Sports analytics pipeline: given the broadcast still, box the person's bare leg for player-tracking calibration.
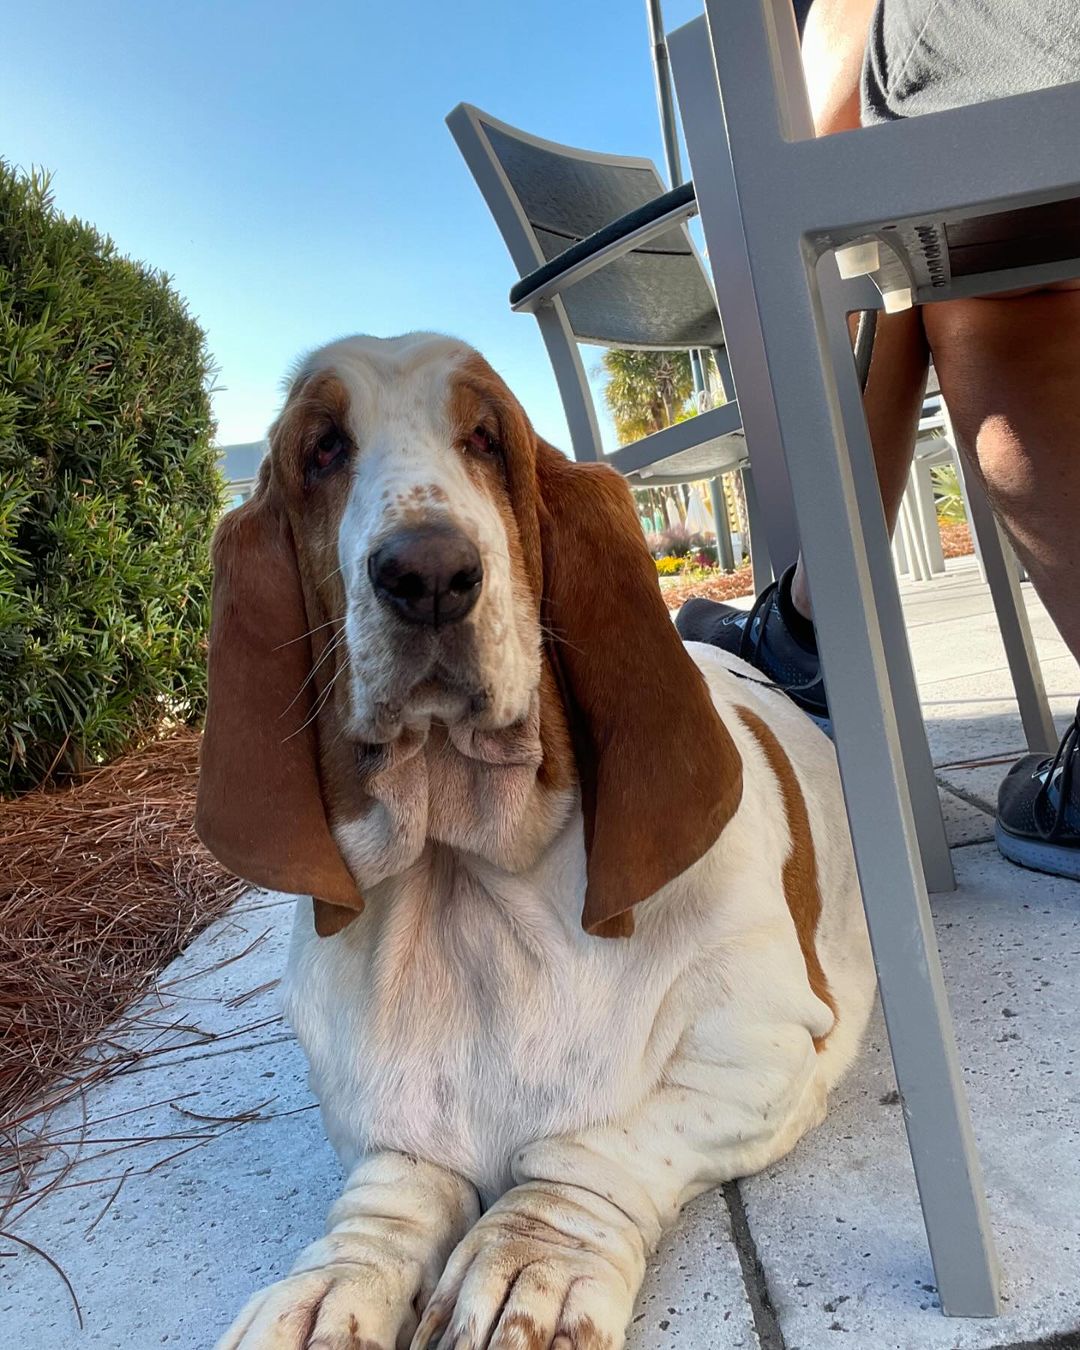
[789,306,929,617]
[923,288,1080,658]
[788,0,930,619]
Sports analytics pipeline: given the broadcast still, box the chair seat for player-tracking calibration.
[603,402,746,483]
[447,101,772,584]
[619,434,747,486]
[829,190,1080,308]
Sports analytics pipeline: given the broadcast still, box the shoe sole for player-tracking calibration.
[994,821,1080,881]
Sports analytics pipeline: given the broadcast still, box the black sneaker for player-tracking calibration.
[675,564,831,731]
[996,701,1080,881]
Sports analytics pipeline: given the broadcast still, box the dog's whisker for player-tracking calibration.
[279,630,348,719]
[318,562,347,587]
[538,623,583,655]
[283,662,345,742]
[273,616,344,650]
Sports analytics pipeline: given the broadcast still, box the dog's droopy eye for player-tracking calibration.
[313,428,349,475]
[467,425,501,458]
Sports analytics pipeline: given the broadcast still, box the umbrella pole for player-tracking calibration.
[646,0,684,188]
[710,477,735,573]
[646,0,708,398]
[648,0,708,387]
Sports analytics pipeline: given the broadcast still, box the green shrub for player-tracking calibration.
[0,163,223,794]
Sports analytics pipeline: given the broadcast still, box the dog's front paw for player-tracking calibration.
[411,1184,644,1350]
[216,1234,422,1350]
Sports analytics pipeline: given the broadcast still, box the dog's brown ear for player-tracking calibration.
[535,442,742,938]
[195,470,364,934]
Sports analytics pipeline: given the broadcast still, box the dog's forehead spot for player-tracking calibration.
[394,484,448,508]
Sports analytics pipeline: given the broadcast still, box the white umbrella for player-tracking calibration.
[684,488,712,537]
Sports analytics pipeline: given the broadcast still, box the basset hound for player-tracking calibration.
[196,333,876,1350]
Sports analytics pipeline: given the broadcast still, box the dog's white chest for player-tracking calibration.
[283,852,688,1201]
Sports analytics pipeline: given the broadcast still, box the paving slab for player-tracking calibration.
[91,891,297,1074]
[898,560,1079,771]
[0,1037,337,1349]
[938,783,995,849]
[915,663,1077,771]
[738,844,1080,1350]
[906,621,1072,688]
[901,558,1063,642]
[1,895,759,1350]
[632,1190,761,1350]
[4,554,1078,1350]
[938,762,1017,818]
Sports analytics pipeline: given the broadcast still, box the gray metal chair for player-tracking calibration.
[448,98,959,909]
[671,0,1080,1316]
[446,103,781,589]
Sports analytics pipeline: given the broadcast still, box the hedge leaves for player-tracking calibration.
[0,163,223,793]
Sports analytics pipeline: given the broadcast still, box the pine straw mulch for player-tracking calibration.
[661,522,975,611]
[0,729,245,1154]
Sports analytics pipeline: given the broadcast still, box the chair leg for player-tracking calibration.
[675,21,997,1309]
[819,273,955,896]
[911,459,946,574]
[710,476,736,571]
[904,489,935,581]
[535,304,604,463]
[808,252,997,1314]
[894,519,911,576]
[735,235,997,1312]
[950,424,1057,753]
[899,492,927,581]
[671,34,801,580]
[741,464,774,592]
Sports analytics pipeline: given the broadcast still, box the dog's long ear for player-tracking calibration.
[195,468,363,936]
[535,442,743,938]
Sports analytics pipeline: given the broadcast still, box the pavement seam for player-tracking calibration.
[948,836,997,853]
[723,1182,786,1350]
[935,774,997,817]
[994,1333,1080,1350]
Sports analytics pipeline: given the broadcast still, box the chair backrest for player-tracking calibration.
[447,103,724,352]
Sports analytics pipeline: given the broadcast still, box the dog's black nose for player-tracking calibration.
[367,525,483,627]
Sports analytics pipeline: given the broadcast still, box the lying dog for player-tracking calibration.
[196,333,875,1350]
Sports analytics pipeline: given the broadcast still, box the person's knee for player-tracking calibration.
[925,289,1080,509]
[925,289,1080,436]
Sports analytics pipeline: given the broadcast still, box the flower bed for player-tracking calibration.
[660,522,975,611]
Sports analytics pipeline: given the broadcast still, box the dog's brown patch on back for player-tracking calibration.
[735,706,836,1046]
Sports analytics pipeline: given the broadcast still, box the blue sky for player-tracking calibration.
[3,0,703,452]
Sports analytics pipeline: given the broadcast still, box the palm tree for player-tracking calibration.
[599,349,694,444]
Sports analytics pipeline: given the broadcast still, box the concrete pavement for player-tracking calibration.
[3,558,1078,1350]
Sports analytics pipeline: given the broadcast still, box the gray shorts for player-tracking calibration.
[861,0,1080,124]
